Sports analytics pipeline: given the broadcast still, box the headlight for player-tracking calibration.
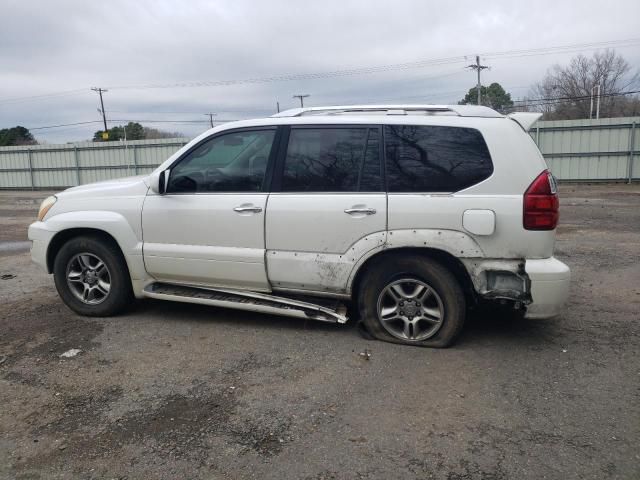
[37,196,57,221]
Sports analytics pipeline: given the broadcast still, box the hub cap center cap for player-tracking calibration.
[404,302,418,317]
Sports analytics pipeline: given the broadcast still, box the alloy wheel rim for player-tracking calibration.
[66,253,111,305]
[376,278,444,341]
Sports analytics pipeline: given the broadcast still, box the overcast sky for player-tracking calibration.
[1,0,639,143]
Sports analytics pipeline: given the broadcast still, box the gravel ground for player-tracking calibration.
[0,185,638,480]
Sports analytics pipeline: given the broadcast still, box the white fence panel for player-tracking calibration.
[0,138,189,189]
[531,116,639,181]
[1,118,639,189]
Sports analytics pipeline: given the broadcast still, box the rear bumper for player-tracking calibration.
[524,257,571,319]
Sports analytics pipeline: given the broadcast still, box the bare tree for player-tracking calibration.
[529,49,639,119]
[142,126,185,139]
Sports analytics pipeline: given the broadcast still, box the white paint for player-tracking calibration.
[507,112,543,131]
[142,192,270,290]
[265,193,386,292]
[525,257,571,318]
[28,106,570,319]
[462,209,495,236]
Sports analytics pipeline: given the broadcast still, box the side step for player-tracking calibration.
[143,282,348,324]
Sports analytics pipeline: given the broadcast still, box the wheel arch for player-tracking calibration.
[350,247,478,307]
[47,228,126,274]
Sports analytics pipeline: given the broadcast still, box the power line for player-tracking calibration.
[29,120,103,131]
[26,118,238,131]
[509,92,640,113]
[104,108,273,114]
[104,38,640,91]
[111,118,238,123]
[481,38,640,60]
[22,90,640,132]
[0,88,90,105]
[33,124,107,136]
[3,37,638,108]
[512,89,640,105]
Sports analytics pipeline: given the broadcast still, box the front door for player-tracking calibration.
[265,125,387,293]
[142,127,277,291]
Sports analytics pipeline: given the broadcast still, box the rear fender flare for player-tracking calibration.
[346,229,485,293]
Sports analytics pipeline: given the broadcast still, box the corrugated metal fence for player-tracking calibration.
[530,116,638,182]
[0,138,189,189]
[0,117,638,188]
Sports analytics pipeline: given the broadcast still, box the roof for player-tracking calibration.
[272,104,504,118]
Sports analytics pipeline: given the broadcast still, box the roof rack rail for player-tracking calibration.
[272,104,503,118]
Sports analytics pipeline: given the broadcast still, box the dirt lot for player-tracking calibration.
[0,185,638,480]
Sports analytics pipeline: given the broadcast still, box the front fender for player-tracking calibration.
[44,210,142,256]
[33,211,147,282]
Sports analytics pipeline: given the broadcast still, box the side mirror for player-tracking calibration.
[149,169,170,194]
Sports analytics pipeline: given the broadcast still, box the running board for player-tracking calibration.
[143,282,348,324]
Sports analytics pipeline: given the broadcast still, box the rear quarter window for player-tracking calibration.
[384,125,493,192]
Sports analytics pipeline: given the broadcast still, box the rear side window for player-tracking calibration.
[384,125,493,192]
[281,127,382,192]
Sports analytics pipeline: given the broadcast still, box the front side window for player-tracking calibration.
[281,127,382,192]
[384,125,493,192]
[168,129,275,193]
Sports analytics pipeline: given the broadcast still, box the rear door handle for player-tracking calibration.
[344,207,376,215]
[233,205,263,213]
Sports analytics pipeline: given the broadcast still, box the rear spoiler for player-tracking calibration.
[507,112,543,131]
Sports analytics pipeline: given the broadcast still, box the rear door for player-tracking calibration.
[265,125,386,293]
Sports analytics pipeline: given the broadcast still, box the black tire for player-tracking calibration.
[357,255,466,348]
[53,235,133,316]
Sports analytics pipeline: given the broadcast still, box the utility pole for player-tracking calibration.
[276,101,280,113]
[204,113,216,128]
[590,84,601,119]
[293,94,310,108]
[91,87,109,135]
[123,123,129,175]
[467,56,489,105]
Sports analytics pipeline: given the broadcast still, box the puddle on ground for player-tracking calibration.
[0,240,31,253]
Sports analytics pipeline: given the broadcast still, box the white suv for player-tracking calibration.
[28,105,570,347]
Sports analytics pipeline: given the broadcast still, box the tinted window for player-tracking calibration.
[384,125,493,192]
[168,129,275,193]
[281,127,382,192]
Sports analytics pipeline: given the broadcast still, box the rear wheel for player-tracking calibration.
[358,256,466,347]
[53,236,132,316]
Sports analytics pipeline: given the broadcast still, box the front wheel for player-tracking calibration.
[358,256,466,347]
[53,236,133,316]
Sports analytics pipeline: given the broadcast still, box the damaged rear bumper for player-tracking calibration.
[523,257,571,319]
[461,257,570,319]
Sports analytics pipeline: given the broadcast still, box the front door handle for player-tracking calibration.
[344,207,376,215]
[233,205,263,213]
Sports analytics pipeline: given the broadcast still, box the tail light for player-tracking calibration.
[523,170,559,230]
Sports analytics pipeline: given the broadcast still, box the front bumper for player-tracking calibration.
[524,257,571,319]
[28,221,57,272]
